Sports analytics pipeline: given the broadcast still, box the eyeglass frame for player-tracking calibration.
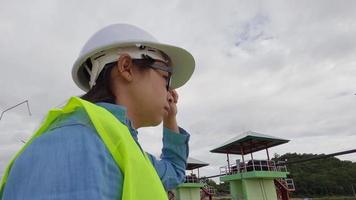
[104,56,173,91]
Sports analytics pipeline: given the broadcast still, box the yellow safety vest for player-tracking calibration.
[0,97,168,200]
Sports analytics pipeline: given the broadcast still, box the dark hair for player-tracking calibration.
[80,58,154,104]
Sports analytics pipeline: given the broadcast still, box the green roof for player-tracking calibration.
[210,131,289,155]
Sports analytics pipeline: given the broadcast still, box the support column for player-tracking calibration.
[227,153,230,174]
[266,148,270,171]
[240,147,246,172]
[251,152,255,171]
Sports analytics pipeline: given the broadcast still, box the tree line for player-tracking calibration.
[276,153,356,197]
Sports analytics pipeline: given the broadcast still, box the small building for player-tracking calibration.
[210,131,295,200]
[169,157,214,200]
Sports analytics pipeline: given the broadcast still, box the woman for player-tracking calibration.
[0,23,195,200]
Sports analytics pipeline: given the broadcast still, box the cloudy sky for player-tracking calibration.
[1,0,355,180]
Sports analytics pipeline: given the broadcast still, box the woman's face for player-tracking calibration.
[131,60,171,127]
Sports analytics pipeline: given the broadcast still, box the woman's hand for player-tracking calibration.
[163,90,179,133]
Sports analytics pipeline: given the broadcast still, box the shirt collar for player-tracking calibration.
[96,102,139,140]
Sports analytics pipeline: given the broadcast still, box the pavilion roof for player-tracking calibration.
[210,131,289,155]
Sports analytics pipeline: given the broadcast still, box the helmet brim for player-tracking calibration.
[72,41,195,92]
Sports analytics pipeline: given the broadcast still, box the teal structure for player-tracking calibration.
[170,157,213,200]
[211,131,295,200]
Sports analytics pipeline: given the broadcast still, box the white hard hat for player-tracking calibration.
[72,23,195,92]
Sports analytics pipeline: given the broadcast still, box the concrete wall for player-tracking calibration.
[174,187,201,200]
[229,180,244,200]
[243,179,277,200]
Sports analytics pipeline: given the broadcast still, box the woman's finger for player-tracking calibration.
[171,90,178,103]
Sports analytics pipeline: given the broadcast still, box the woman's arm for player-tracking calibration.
[146,127,190,190]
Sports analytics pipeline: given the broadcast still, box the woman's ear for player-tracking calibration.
[116,54,133,82]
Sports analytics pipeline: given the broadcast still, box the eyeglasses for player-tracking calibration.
[104,58,173,90]
[132,59,172,91]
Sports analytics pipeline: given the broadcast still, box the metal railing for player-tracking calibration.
[276,161,288,172]
[275,178,295,192]
[285,178,295,191]
[219,159,288,175]
[202,185,216,195]
[184,175,200,183]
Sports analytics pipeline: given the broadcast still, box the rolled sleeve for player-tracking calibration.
[163,127,190,145]
[147,127,190,190]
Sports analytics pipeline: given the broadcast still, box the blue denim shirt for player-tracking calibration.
[2,102,190,200]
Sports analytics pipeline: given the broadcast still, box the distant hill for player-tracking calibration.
[275,153,356,197]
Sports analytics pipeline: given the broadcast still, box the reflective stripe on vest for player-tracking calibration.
[0,97,168,200]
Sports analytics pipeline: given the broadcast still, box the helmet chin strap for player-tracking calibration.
[87,45,170,89]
